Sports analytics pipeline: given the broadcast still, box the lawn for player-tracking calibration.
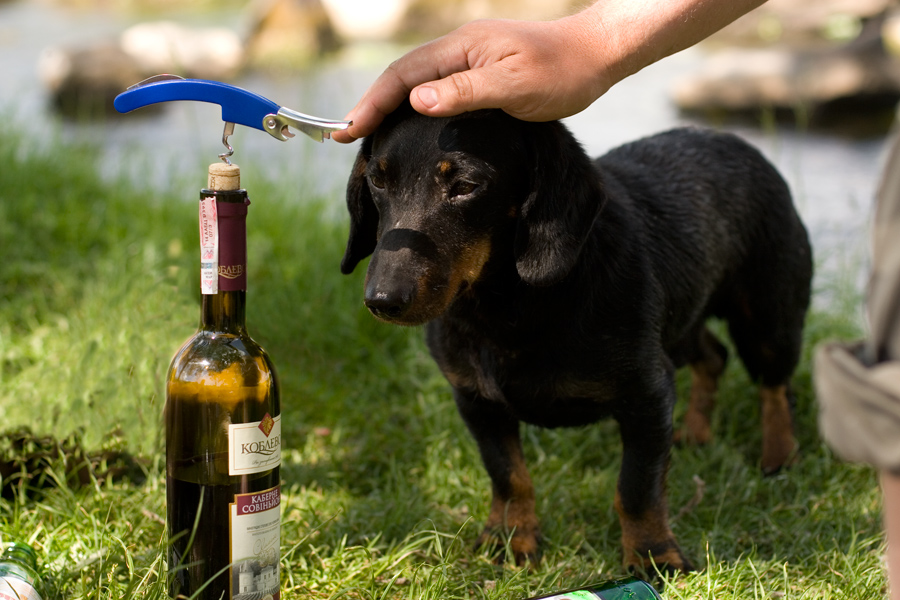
[0,126,885,599]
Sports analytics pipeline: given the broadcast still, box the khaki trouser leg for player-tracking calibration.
[816,132,900,596]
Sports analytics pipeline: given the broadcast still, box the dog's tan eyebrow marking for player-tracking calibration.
[438,160,453,174]
[353,157,368,177]
[377,157,389,172]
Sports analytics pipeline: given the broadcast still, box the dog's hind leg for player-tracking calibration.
[758,383,798,475]
[453,389,542,565]
[677,326,729,446]
[726,291,807,475]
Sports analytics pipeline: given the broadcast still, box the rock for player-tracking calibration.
[883,11,900,55]
[320,0,409,41]
[120,21,244,80]
[711,0,895,45]
[38,42,145,118]
[245,0,340,69]
[398,0,579,41]
[38,21,245,118]
[671,13,900,133]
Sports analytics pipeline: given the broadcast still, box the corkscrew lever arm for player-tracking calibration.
[113,75,352,143]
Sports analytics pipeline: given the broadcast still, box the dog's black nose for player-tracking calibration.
[364,287,413,320]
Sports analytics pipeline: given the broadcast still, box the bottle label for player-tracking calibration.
[540,592,599,600]
[230,485,280,600]
[0,576,41,600]
[199,195,249,294]
[199,197,219,295]
[228,413,282,476]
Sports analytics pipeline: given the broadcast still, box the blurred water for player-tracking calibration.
[1,0,885,301]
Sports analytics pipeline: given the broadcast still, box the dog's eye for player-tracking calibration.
[369,173,386,190]
[449,180,479,199]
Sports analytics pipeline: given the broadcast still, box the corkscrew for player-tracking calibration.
[114,74,351,164]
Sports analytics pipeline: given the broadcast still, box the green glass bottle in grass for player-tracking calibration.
[0,542,43,600]
[525,577,662,600]
[166,163,282,600]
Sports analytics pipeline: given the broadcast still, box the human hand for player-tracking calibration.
[331,0,769,143]
[332,15,615,143]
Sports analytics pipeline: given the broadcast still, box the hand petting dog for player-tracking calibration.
[332,0,767,143]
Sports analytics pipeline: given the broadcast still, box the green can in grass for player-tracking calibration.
[524,577,661,600]
[0,542,43,600]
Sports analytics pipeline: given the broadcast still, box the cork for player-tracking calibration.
[208,162,241,191]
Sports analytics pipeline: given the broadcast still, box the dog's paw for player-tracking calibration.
[672,423,711,447]
[475,524,543,566]
[760,385,798,475]
[673,406,713,447]
[761,439,799,476]
[623,538,695,578]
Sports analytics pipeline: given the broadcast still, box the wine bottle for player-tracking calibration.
[166,163,282,600]
[524,577,662,600]
[0,542,43,600]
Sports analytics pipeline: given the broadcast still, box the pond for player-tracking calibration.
[0,0,886,305]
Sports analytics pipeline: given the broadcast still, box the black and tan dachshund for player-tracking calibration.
[340,101,812,574]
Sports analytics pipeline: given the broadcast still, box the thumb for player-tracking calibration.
[410,66,506,116]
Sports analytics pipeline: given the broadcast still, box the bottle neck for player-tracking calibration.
[1,543,37,571]
[200,290,247,333]
[199,188,250,334]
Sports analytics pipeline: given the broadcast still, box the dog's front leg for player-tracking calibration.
[454,389,541,565]
[615,377,694,575]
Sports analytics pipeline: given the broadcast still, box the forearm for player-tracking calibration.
[333,0,768,142]
[563,0,768,94]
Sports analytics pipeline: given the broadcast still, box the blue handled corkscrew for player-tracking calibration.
[114,74,351,163]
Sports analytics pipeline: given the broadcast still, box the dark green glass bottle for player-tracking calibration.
[0,542,43,600]
[525,577,662,600]
[166,163,282,600]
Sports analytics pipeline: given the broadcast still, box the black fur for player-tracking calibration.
[341,101,813,573]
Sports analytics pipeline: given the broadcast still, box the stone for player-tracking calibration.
[671,13,900,132]
[39,20,245,118]
[398,0,578,40]
[120,21,244,81]
[245,0,340,69]
[38,42,145,118]
[712,0,894,45]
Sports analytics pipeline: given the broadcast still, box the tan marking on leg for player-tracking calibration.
[678,364,717,445]
[676,328,726,446]
[614,491,689,574]
[477,436,541,565]
[760,384,797,474]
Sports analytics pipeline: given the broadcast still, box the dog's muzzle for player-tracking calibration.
[364,280,417,321]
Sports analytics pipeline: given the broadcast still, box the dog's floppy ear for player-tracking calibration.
[341,136,378,275]
[514,122,605,286]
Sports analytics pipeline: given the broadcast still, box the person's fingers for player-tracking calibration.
[331,67,409,142]
[332,34,475,143]
[409,64,506,116]
[330,128,356,144]
[408,20,583,120]
[331,95,395,143]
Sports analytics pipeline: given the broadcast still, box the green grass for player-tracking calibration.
[0,127,883,599]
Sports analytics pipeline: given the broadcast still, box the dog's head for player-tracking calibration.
[341,101,604,325]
